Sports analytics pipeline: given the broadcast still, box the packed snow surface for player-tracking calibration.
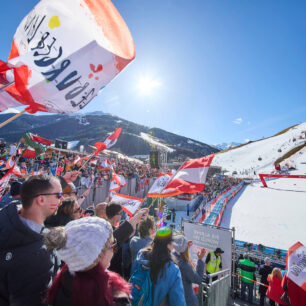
[140,132,175,153]
[212,122,306,178]
[220,150,306,250]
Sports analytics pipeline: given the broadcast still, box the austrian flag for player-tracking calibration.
[111,193,143,216]
[161,154,215,197]
[146,172,173,198]
[104,127,122,149]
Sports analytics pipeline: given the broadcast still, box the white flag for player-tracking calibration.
[111,193,143,216]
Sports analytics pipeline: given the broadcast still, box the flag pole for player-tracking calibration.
[78,153,94,171]
[0,81,14,92]
[0,109,27,129]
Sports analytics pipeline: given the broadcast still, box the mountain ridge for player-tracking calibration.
[0,112,219,160]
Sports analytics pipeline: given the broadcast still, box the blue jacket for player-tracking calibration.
[174,252,204,306]
[129,236,152,262]
[133,252,186,306]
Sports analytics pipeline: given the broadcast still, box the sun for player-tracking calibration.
[137,77,161,96]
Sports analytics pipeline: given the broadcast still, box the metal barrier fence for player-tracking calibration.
[77,177,154,209]
[198,269,231,306]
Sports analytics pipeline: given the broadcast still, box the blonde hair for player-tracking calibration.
[269,268,282,281]
[180,247,195,270]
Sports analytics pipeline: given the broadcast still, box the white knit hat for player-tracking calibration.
[56,217,112,272]
[173,234,188,254]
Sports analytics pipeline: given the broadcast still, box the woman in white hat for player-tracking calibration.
[44,217,131,306]
[173,234,205,306]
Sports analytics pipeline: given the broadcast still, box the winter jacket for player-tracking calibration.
[266,275,287,305]
[259,264,273,294]
[133,251,186,306]
[129,236,152,262]
[109,221,134,275]
[50,269,131,306]
[0,203,58,306]
[238,258,256,284]
[175,252,204,306]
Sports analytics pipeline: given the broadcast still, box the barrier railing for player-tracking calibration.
[198,269,231,306]
[78,177,154,209]
[203,182,244,226]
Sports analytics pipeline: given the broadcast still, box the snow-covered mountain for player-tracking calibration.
[214,142,242,151]
[212,123,306,177]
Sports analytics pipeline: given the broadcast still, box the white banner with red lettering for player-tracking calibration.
[287,242,306,291]
[111,193,143,216]
[0,0,135,114]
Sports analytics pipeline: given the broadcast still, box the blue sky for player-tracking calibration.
[0,0,305,145]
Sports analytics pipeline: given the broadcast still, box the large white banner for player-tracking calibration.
[183,221,232,271]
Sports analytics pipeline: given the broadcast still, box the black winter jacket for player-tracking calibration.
[0,204,58,306]
[259,264,273,294]
[109,221,134,276]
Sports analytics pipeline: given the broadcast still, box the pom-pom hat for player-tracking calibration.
[50,217,112,272]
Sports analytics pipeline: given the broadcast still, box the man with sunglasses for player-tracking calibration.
[0,175,63,306]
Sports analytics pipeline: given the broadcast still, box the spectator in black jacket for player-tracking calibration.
[259,257,273,306]
[0,175,63,306]
[106,202,148,276]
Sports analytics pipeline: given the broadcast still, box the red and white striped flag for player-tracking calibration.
[28,133,52,146]
[73,155,81,165]
[286,242,306,291]
[161,154,215,197]
[104,127,122,149]
[0,168,13,200]
[146,172,173,198]
[111,193,143,216]
[101,158,113,170]
[109,172,126,193]
[90,159,98,166]
[5,156,15,169]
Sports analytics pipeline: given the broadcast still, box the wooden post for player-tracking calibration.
[0,109,27,129]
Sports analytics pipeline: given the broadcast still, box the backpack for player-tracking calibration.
[129,259,152,306]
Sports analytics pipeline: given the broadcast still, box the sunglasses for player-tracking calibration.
[34,192,63,199]
[107,238,117,251]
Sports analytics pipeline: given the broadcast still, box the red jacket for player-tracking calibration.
[266,275,287,305]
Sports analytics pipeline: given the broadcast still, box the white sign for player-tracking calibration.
[183,221,232,271]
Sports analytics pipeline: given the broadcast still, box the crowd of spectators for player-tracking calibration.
[203,175,242,202]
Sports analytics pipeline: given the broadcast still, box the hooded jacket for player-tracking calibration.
[0,203,58,306]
